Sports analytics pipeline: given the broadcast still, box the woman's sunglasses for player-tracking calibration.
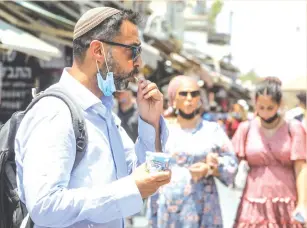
[178,90,200,97]
[99,40,142,62]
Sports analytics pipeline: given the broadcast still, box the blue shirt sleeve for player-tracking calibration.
[136,116,168,164]
[213,123,239,186]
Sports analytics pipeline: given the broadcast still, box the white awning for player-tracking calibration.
[170,53,187,65]
[0,20,62,61]
[141,42,162,69]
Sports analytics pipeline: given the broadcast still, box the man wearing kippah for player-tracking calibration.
[15,7,171,228]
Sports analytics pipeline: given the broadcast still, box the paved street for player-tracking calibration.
[129,180,243,228]
[127,216,148,228]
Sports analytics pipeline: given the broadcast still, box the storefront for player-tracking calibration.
[0,19,62,124]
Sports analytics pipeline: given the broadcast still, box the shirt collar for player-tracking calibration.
[59,68,114,113]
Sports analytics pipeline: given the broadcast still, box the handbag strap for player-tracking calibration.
[243,121,251,159]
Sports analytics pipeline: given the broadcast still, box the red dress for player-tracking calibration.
[225,118,241,139]
[232,119,306,228]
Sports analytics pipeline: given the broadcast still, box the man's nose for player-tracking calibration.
[187,93,192,100]
[133,55,143,68]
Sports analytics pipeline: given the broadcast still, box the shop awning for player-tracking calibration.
[0,20,62,61]
[171,53,188,65]
[15,1,75,28]
[213,74,232,89]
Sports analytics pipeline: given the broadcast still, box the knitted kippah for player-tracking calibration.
[73,7,120,40]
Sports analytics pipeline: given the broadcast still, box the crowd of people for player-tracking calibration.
[115,74,307,228]
[2,6,306,228]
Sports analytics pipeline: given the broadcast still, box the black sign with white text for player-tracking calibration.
[0,51,35,124]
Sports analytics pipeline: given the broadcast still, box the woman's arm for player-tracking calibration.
[207,151,238,186]
[207,123,239,186]
[295,160,307,208]
[289,120,307,209]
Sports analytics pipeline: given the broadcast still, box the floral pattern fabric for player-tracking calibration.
[147,120,238,228]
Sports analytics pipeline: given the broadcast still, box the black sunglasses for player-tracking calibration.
[99,40,142,62]
[178,90,200,97]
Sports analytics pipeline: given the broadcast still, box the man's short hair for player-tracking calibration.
[73,9,141,63]
[297,91,306,106]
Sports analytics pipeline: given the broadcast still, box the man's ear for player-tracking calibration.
[89,40,105,63]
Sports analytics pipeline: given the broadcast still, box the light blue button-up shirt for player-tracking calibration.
[15,68,168,228]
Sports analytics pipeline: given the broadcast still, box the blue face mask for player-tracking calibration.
[96,43,117,97]
[96,71,116,96]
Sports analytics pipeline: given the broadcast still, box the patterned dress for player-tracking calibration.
[232,119,306,228]
[147,120,238,228]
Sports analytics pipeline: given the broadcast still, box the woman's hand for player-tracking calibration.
[206,152,220,176]
[189,162,210,182]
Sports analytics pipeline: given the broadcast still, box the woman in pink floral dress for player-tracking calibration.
[232,77,307,227]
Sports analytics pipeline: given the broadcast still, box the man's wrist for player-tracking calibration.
[152,118,160,130]
[154,123,160,134]
[154,124,161,151]
[151,117,162,151]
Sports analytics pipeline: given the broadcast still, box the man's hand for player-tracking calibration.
[137,79,163,128]
[132,164,171,199]
[189,162,209,182]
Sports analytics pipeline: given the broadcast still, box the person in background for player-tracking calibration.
[202,101,219,122]
[163,76,186,124]
[116,85,138,142]
[233,77,306,227]
[285,92,307,222]
[286,91,306,129]
[148,76,238,228]
[225,101,247,138]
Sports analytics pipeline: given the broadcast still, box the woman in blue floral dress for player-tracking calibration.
[147,76,238,228]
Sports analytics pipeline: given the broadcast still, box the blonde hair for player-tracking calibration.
[233,103,247,121]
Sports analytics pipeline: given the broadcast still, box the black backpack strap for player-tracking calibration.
[24,215,34,228]
[24,86,87,169]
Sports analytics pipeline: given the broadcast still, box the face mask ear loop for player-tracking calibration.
[101,43,110,73]
[95,60,100,73]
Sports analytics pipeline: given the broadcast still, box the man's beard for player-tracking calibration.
[113,67,139,91]
[101,57,139,91]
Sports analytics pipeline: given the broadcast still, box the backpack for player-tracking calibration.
[0,85,88,228]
